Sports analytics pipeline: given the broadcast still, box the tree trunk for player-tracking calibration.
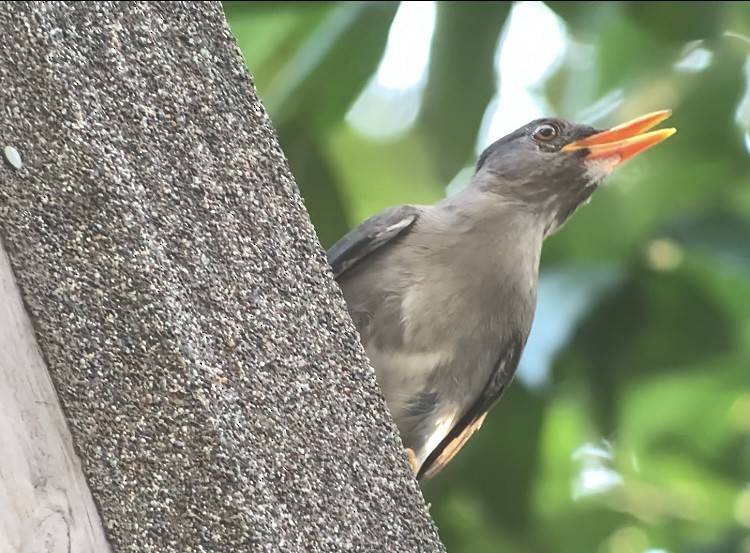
[0,2,444,551]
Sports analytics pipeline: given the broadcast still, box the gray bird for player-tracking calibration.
[328,110,675,481]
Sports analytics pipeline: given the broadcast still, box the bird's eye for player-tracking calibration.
[532,123,558,142]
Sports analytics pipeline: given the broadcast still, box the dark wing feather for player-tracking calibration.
[417,334,526,481]
[327,205,420,279]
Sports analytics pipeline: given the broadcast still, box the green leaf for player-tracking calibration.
[624,2,727,43]
[265,2,399,129]
[279,124,351,248]
[223,2,335,94]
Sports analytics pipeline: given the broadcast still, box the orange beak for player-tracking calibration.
[562,110,676,164]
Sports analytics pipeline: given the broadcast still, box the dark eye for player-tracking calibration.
[532,123,558,142]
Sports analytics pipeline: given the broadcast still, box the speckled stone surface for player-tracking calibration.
[0,2,444,551]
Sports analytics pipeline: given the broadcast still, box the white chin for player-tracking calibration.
[584,157,621,184]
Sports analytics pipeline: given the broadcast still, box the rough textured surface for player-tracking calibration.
[0,2,444,551]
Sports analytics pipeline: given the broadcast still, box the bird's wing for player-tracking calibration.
[417,336,526,481]
[326,204,420,279]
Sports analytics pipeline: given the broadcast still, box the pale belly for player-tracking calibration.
[364,342,462,467]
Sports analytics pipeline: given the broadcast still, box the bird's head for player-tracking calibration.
[473,110,676,236]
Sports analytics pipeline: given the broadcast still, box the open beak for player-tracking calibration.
[562,110,676,164]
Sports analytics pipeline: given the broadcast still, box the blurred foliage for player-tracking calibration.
[224,2,750,552]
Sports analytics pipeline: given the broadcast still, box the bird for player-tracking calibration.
[327,110,676,481]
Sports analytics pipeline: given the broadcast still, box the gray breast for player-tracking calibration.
[337,201,543,466]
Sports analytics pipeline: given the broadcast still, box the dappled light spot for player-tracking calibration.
[674,41,713,73]
[729,395,750,432]
[735,56,750,154]
[571,440,624,500]
[346,2,436,140]
[734,486,750,527]
[572,464,624,500]
[479,1,568,148]
[645,238,684,272]
[374,2,436,90]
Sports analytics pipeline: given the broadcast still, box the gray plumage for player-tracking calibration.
[327,114,671,480]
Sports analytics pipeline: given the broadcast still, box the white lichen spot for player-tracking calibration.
[3,145,22,169]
